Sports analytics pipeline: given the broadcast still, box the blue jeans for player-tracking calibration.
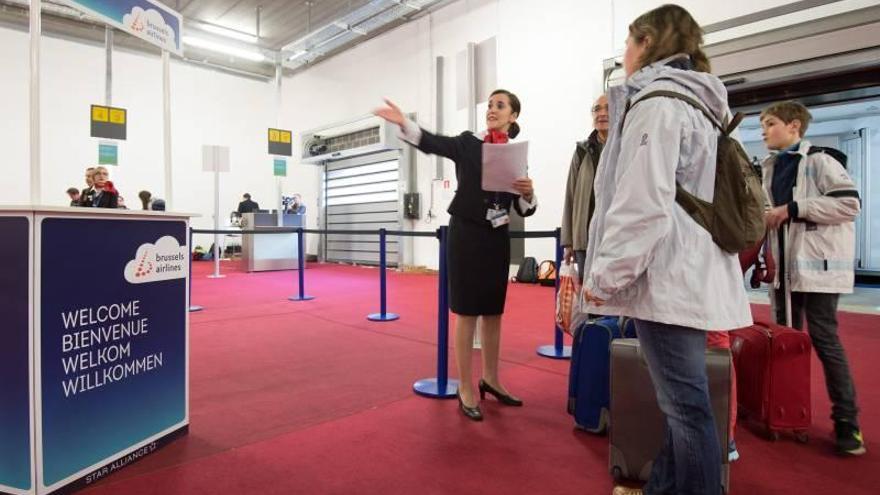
[634,319,721,495]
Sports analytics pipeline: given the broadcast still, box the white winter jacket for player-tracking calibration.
[763,140,861,294]
[577,56,752,331]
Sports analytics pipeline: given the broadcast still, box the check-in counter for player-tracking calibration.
[240,213,305,272]
[0,206,192,495]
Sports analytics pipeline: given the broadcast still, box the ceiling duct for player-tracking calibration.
[283,0,444,70]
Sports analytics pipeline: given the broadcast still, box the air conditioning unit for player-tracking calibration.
[300,114,402,164]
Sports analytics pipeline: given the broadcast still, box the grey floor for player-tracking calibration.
[747,286,880,315]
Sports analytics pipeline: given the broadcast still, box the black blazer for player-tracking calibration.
[80,188,118,208]
[238,199,260,214]
[416,129,536,224]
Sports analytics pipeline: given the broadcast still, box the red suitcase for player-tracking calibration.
[730,320,811,441]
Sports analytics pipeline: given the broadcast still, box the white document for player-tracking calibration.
[481,141,528,194]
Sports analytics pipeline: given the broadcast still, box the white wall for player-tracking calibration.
[0,26,313,250]
[2,0,864,266]
[281,0,615,267]
[277,0,876,268]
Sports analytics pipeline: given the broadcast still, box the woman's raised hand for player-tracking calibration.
[373,98,405,126]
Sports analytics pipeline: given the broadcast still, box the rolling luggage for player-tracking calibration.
[732,222,812,442]
[730,320,811,441]
[567,317,634,433]
[609,338,731,493]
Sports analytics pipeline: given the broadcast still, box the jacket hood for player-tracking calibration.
[627,54,730,122]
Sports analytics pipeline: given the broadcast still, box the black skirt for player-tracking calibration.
[447,215,511,316]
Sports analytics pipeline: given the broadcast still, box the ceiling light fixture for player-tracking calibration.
[287,49,309,61]
[198,22,259,44]
[183,36,266,62]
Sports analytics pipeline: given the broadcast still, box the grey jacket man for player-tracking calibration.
[561,130,604,253]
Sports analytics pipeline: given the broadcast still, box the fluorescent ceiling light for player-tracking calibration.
[183,36,266,62]
[287,50,308,61]
[198,22,259,44]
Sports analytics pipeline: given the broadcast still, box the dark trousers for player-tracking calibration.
[775,288,860,425]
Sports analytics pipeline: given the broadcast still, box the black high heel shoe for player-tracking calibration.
[457,393,483,421]
[479,379,523,406]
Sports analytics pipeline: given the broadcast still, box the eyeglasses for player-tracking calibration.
[591,104,609,113]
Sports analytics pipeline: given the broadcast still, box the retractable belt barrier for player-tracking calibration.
[189,225,571,400]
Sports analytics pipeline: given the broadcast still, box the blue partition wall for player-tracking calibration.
[37,216,188,491]
[0,216,33,494]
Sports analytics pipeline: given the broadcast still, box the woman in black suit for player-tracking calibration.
[375,90,536,421]
[81,166,119,208]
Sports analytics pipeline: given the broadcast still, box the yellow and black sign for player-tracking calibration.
[91,105,127,140]
[268,128,292,157]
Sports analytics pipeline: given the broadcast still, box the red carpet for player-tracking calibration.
[78,260,879,494]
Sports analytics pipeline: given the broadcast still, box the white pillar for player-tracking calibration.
[275,63,283,226]
[163,50,173,210]
[29,0,41,205]
[105,26,113,106]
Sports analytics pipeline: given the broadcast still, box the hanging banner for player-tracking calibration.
[61,0,183,56]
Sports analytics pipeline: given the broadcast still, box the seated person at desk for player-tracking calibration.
[80,166,119,208]
[238,193,260,214]
[66,187,81,206]
[287,194,306,215]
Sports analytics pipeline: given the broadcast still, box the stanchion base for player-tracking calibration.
[189,305,203,312]
[413,378,459,399]
[367,313,400,322]
[536,345,572,360]
[207,274,226,279]
[288,295,315,301]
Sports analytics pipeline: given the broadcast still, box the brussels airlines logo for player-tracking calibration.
[124,236,188,284]
[122,7,177,52]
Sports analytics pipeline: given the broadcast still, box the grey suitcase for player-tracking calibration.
[609,338,731,493]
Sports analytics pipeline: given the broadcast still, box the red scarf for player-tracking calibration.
[97,180,118,195]
[484,129,509,144]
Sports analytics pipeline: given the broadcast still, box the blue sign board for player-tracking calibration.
[0,216,34,494]
[38,217,188,491]
[62,0,183,55]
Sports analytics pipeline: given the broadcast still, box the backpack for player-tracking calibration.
[808,146,847,169]
[514,257,538,283]
[537,260,557,287]
[622,89,765,254]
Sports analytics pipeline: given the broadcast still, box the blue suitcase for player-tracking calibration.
[567,316,634,433]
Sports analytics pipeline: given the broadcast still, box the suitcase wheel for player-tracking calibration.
[795,431,809,443]
[768,429,780,442]
[611,466,623,482]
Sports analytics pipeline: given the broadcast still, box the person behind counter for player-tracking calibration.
[238,193,260,214]
[287,193,306,215]
[66,187,81,206]
[80,166,119,208]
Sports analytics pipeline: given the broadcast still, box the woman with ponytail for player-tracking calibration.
[375,90,536,422]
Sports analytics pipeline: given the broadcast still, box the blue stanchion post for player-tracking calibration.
[188,228,203,312]
[536,227,571,359]
[368,228,399,322]
[413,226,458,398]
[288,227,315,302]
